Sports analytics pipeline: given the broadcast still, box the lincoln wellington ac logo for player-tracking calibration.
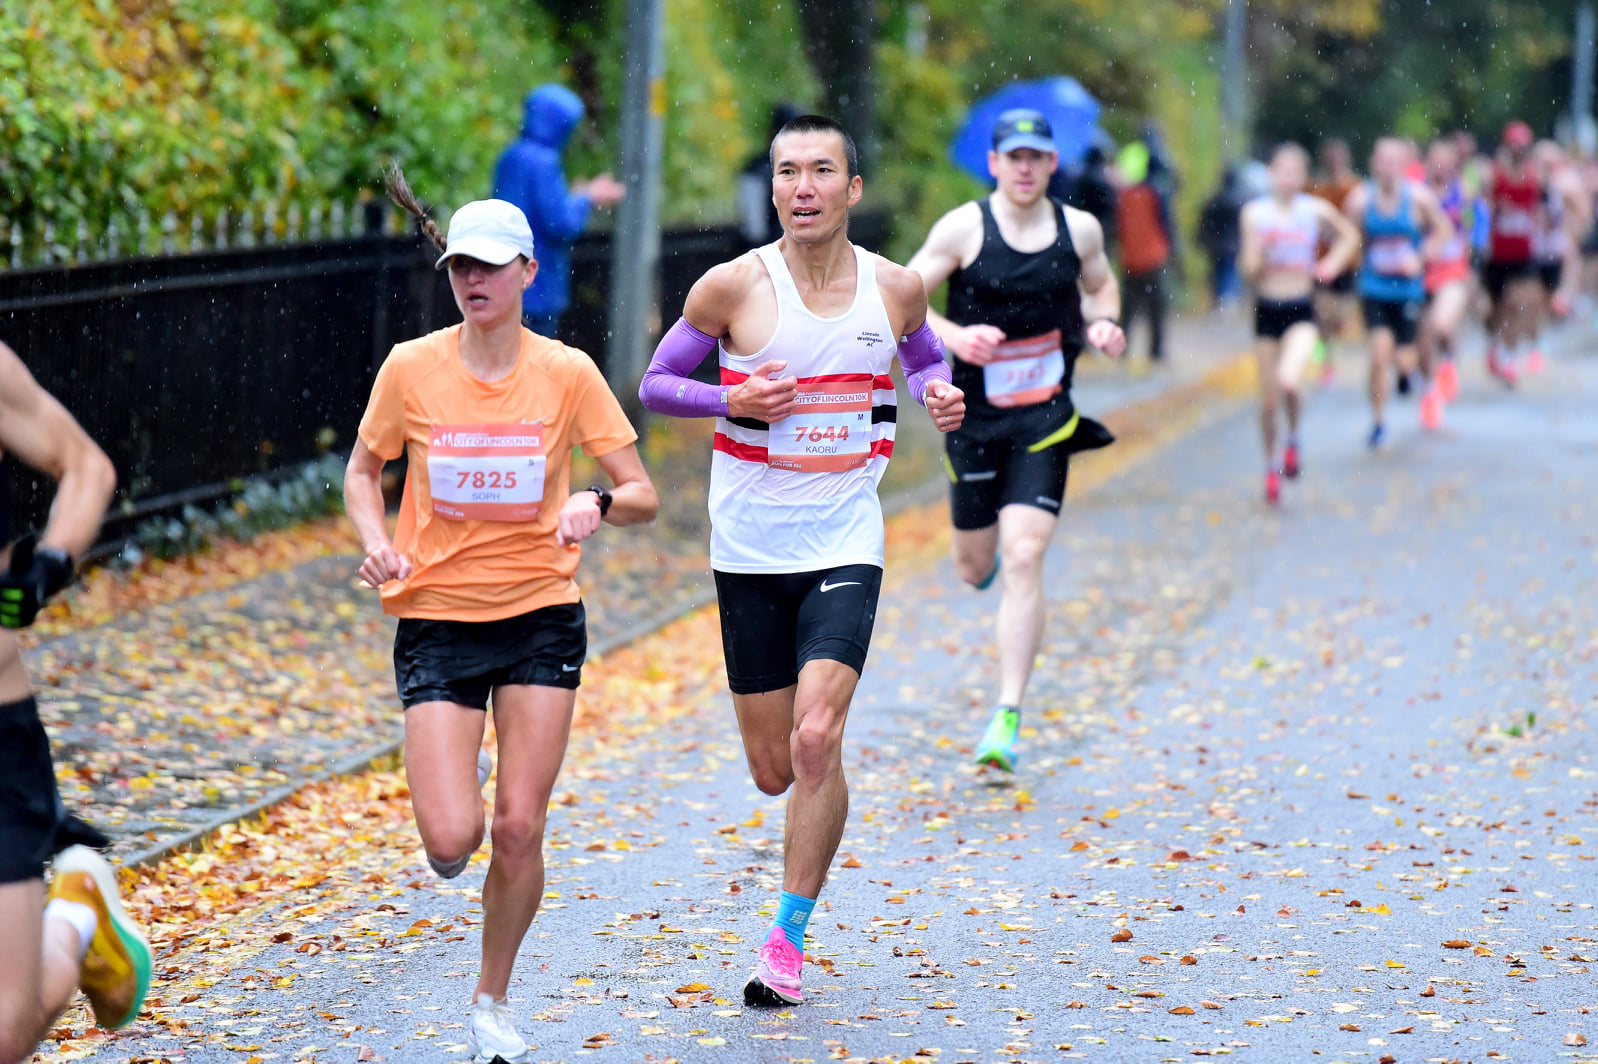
[855,330,885,348]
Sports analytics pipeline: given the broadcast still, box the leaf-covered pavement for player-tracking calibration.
[42,322,1598,1062]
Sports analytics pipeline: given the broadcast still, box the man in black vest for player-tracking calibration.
[907,110,1126,774]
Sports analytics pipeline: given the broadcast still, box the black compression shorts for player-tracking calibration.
[713,564,882,694]
[1,696,65,884]
[1361,297,1421,346]
[1539,260,1564,293]
[944,406,1111,531]
[1254,297,1316,340]
[393,601,588,708]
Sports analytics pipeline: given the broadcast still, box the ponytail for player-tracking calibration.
[383,164,448,254]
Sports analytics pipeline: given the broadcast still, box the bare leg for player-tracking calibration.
[1395,342,1422,382]
[951,524,1001,588]
[475,685,575,999]
[1277,322,1318,441]
[994,504,1060,708]
[1427,282,1469,359]
[403,701,489,870]
[780,660,859,898]
[1368,327,1395,427]
[1504,276,1543,348]
[0,881,82,1064]
[1255,338,1283,464]
[733,686,797,797]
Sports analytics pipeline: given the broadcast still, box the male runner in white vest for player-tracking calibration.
[906,110,1126,773]
[639,114,964,1007]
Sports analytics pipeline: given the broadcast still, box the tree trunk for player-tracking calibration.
[792,0,879,175]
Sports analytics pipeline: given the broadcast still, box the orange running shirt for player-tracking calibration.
[1309,175,1361,256]
[358,324,638,621]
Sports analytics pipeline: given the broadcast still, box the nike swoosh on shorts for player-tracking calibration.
[819,580,861,593]
[561,663,579,672]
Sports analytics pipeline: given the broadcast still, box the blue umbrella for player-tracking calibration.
[950,77,1104,183]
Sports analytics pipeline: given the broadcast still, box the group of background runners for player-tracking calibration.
[1240,122,1597,501]
[5,106,1595,1064]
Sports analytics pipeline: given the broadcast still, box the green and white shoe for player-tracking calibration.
[973,707,1020,772]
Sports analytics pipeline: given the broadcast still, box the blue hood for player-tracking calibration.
[522,85,584,148]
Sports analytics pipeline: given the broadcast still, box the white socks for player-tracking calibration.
[45,898,98,963]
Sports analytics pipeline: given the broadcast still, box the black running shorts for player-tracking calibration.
[1361,297,1421,346]
[1539,260,1564,293]
[944,404,1111,531]
[1317,270,1356,295]
[713,564,882,695]
[1254,297,1316,340]
[393,601,588,709]
[1483,259,1537,302]
[0,696,65,884]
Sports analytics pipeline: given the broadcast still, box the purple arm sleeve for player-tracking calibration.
[897,320,953,406]
[639,318,728,418]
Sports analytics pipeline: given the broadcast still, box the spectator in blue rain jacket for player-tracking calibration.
[493,84,624,338]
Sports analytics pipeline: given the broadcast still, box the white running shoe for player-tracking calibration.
[427,749,493,879]
[467,992,530,1063]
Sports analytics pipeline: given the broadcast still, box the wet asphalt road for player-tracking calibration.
[67,325,1596,1064]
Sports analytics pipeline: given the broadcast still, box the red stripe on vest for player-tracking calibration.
[720,369,893,390]
[713,433,768,463]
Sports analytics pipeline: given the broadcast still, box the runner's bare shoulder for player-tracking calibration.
[684,251,771,332]
[923,201,984,261]
[1061,205,1106,257]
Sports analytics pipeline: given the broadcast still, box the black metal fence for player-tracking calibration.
[0,210,890,548]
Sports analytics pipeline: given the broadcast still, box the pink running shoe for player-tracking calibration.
[1420,385,1444,430]
[1436,359,1459,402]
[744,926,804,1006]
[1524,347,1545,374]
[1487,347,1518,387]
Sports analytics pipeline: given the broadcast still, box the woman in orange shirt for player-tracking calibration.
[344,173,658,1064]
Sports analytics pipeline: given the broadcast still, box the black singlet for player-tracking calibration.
[945,196,1085,421]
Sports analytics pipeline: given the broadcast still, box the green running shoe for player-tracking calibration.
[973,706,1020,772]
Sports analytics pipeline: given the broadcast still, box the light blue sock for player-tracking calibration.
[771,891,816,951]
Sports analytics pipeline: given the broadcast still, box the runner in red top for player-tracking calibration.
[1482,121,1544,385]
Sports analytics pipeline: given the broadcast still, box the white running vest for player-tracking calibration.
[1250,193,1320,274]
[710,242,898,574]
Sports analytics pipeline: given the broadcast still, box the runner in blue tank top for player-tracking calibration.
[1342,138,1455,448]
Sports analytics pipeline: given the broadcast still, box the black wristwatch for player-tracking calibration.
[586,484,613,517]
[1089,316,1122,330]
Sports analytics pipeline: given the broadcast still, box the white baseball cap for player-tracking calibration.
[434,199,536,270]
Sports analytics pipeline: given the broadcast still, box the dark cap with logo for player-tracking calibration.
[992,109,1057,155]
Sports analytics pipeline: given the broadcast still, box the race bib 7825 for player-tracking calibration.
[427,422,546,522]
